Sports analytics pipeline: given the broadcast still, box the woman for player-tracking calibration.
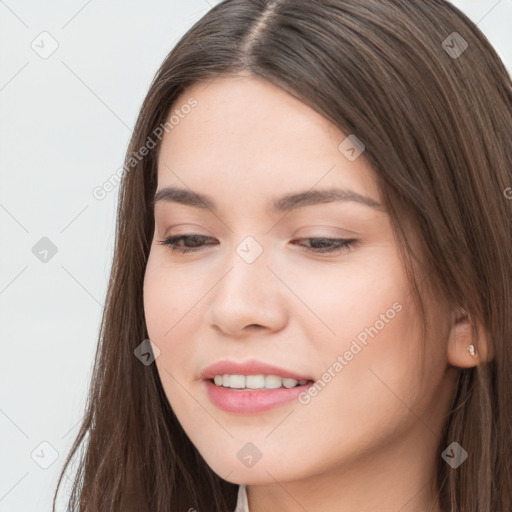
[52,1,512,511]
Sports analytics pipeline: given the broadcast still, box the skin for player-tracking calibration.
[143,74,488,512]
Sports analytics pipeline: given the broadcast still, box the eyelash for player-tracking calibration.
[157,234,357,255]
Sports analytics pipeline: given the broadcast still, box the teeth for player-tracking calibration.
[212,374,309,390]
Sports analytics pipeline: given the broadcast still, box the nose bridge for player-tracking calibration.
[219,234,272,301]
[206,234,287,333]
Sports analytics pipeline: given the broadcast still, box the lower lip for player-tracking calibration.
[203,379,314,413]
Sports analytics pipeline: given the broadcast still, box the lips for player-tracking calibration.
[199,359,315,382]
[204,379,314,413]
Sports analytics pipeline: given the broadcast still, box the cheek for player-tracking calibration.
[143,252,204,339]
[304,253,425,415]
[294,250,410,354]
[142,251,212,402]
[142,254,202,408]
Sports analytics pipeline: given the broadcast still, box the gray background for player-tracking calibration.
[1,1,510,510]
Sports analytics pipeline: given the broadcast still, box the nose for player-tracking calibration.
[204,252,288,337]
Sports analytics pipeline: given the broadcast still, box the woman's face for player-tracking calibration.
[143,74,454,488]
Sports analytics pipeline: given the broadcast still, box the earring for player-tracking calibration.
[467,344,477,358]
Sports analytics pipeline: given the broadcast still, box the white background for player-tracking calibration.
[1,1,510,510]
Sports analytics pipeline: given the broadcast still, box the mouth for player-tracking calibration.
[208,374,315,390]
[203,376,316,413]
[199,359,316,412]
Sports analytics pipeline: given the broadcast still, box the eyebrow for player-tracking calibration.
[152,186,384,212]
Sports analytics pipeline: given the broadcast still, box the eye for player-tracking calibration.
[157,234,216,253]
[157,234,357,255]
[290,237,357,254]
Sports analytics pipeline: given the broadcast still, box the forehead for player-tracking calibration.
[156,74,380,205]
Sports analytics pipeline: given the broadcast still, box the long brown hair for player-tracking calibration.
[52,1,512,510]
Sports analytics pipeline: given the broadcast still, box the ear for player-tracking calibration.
[447,307,493,368]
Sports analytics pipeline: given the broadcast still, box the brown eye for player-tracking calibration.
[157,235,357,255]
[290,238,357,254]
[157,235,216,253]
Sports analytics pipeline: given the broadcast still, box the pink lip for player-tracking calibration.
[199,359,314,381]
[203,380,314,413]
[199,359,315,414]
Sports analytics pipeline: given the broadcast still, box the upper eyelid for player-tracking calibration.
[158,234,357,252]
[160,234,358,245]
[158,222,362,235]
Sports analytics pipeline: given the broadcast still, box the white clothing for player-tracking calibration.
[233,484,249,512]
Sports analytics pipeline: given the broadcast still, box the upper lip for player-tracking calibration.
[200,359,314,381]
